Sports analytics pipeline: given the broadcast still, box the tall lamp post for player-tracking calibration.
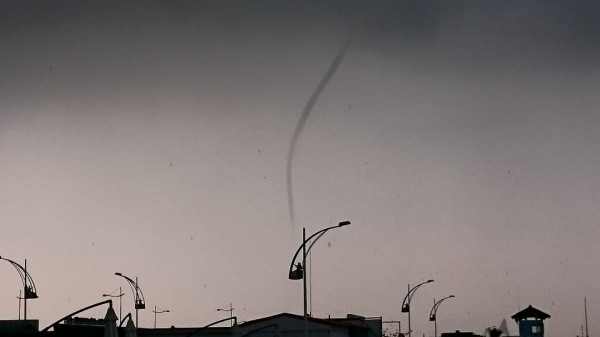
[152,305,170,328]
[115,272,146,328]
[103,287,125,322]
[429,295,455,337]
[217,303,234,327]
[401,280,434,337]
[288,220,351,337]
[0,256,38,321]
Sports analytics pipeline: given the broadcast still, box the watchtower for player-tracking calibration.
[511,305,550,337]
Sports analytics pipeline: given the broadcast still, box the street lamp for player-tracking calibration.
[0,256,38,321]
[401,280,434,337]
[288,220,351,337]
[429,295,455,337]
[115,272,146,328]
[217,303,234,327]
[103,287,125,323]
[152,305,170,328]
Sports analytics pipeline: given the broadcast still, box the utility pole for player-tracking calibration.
[18,291,21,320]
[585,297,589,337]
[24,260,28,321]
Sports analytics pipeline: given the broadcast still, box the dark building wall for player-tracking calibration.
[52,324,105,337]
[441,331,483,337]
[0,320,39,337]
[518,320,544,337]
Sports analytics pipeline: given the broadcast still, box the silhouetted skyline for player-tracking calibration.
[1,2,599,337]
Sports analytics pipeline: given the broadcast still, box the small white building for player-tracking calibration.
[238,313,382,337]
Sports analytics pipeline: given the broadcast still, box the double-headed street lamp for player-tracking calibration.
[288,220,351,337]
[401,280,434,337]
[217,303,234,327]
[115,272,146,328]
[103,287,125,322]
[153,305,170,328]
[429,295,455,337]
[0,256,38,321]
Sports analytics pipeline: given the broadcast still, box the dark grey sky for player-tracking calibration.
[1,2,600,337]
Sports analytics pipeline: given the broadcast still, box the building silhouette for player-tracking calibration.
[511,305,550,337]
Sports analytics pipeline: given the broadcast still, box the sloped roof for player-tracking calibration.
[239,313,364,329]
[511,305,551,321]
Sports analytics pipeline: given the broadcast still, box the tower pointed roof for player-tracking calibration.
[511,305,550,322]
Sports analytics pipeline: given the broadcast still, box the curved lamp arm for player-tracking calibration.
[241,324,282,337]
[0,256,38,299]
[288,221,350,279]
[120,313,133,327]
[305,231,328,256]
[184,316,238,337]
[42,299,113,331]
[429,295,455,321]
[115,272,146,309]
[401,279,434,312]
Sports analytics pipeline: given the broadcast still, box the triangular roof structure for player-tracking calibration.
[103,305,118,337]
[511,305,550,322]
[240,313,361,329]
[498,318,510,336]
[124,317,137,337]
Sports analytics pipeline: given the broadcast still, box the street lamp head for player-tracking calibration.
[449,295,455,298]
[115,272,122,276]
[289,262,304,280]
[427,279,434,283]
[1,257,39,301]
[338,221,351,227]
[402,304,410,313]
[24,287,38,299]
